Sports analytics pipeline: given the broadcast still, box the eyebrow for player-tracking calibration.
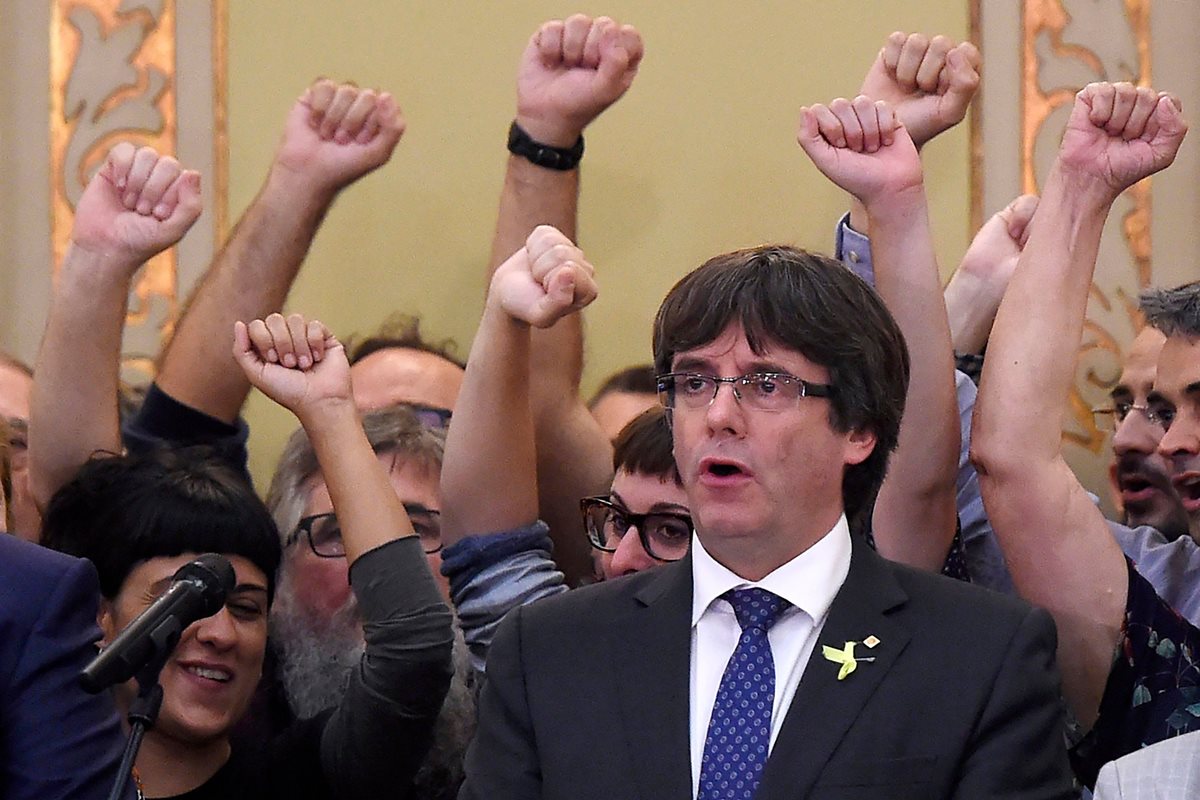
[1109,386,1132,401]
[670,357,793,376]
[147,578,268,598]
[671,356,714,373]
[1151,382,1200,404]
[610,490,690,515]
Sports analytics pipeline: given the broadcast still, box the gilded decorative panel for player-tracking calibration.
[48,1,226,380]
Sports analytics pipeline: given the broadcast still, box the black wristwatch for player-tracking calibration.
[507,121,584,171]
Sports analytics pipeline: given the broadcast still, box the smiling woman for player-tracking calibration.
[39,448,282,796]
[37,439,453,799]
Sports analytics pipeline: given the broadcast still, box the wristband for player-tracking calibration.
[507,120,584,171]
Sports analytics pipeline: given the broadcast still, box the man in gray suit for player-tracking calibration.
[1094,731,1200,799]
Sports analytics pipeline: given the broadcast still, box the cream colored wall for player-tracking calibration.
[229,1,970,487]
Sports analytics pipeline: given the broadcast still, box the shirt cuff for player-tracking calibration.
[440,520,553,586]
[834,212,875,288]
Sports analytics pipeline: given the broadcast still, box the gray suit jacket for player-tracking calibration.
[1094,730,1200,799]
[460,536,1075,799]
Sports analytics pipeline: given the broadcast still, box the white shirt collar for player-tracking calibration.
[690,515,852,627]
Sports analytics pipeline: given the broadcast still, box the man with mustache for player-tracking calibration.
[1104,326,1192,540]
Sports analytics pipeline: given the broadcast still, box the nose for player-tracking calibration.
[704,380,745,435]
[1157,414,1200,461]
[191,605,237,650]
[605,525,658,578]
[1112,406,1162,455]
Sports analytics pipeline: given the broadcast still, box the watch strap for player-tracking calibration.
[507,120,584,171]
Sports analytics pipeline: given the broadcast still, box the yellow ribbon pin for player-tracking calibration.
[822,640,877,681]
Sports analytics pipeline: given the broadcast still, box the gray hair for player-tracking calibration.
[266,404,446,547]
[1141,281,1200,339]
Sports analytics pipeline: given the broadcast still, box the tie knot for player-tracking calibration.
[723,588,790,632]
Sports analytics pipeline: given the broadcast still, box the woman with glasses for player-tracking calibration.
[439,226,692,673]
[581,406,691,580]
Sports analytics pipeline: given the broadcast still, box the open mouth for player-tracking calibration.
[1173,472,1200,510]
[1118,473,1160,503]
[183,664,232,684]
[699,458,751,483]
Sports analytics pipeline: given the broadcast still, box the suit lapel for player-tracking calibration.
[612,555,695,800]
[756,538,912,800]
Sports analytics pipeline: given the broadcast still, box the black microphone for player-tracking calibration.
[81,553,235,694]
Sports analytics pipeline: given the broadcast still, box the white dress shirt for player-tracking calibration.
[689,516,852,797]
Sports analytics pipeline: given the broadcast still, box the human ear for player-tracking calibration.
[96,598,116,646]
[843,427,877,466]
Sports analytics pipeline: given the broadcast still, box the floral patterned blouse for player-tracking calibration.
[1070,558,1200,787]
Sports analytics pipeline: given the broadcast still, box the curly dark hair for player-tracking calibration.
[346,313,466,370]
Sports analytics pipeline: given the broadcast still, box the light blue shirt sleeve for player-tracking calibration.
[955,370,1016,594]
[1109,519,1200,625]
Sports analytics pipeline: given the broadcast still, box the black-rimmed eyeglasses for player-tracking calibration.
[288,503,443,557]
[657,372,833,413]
[579,496,692,562]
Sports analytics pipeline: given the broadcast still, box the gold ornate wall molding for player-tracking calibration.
[46,0,226,379]
[972,0,1200,515]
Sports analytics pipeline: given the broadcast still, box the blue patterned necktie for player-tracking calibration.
[698,587,791,800]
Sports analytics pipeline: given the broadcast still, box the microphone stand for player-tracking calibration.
[105,620,178,800]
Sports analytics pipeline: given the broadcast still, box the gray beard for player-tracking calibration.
[270,590,362,721]
[270,589,478,799]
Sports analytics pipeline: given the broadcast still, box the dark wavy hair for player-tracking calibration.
[652,245,910,522]
[588,365,658,409]
[40,447,281,602]
[612,407,680,485]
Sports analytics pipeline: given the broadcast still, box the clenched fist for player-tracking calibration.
[489,225,598,328]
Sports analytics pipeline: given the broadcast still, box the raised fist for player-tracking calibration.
[944,194,1039,353]
[515,15,644,147]
[859,32,980,149]
[955,194,1039,284]
[70,143,202,271]
[233,313,350,415]
[797,97,922,206]
[273,79,405,194]
[490,225,598,328]
[1058,82,1188,198]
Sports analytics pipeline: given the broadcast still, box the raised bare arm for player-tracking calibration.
[487,15,642,583]
[158,80,403,422]
[443,226,598,548]
[972,82,1187,725]
[29,144,201,506]
[800,97,958,569]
